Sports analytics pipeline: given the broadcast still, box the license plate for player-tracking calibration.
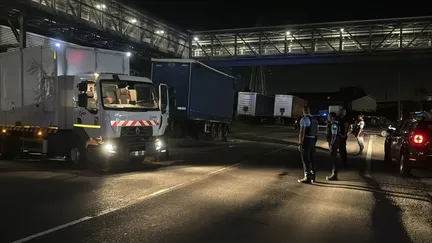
[130,150,145,156]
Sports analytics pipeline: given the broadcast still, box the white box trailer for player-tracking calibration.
[0,46,130,128]
[237,92,274,117]
[0,46,170,170]
[273,94,306,118]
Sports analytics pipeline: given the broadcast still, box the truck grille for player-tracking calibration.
[121,126,153,137]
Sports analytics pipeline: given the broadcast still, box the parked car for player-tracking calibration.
[384,116,432,176]
[360,116,397,137]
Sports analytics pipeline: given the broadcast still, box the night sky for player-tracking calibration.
[125,1,432,101]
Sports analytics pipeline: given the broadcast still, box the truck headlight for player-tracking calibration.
[103,143,116,154]
[155,139,163,150]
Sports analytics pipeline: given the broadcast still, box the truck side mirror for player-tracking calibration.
[77,82,88,92]
[159,83,169,114]
[78,93,88,107]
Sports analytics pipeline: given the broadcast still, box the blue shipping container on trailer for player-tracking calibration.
[151,58,236,123]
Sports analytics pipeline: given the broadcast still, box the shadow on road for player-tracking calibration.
[364,176,414,243]
[313,181,431,203]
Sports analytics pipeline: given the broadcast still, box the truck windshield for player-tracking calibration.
[100,80,158,111]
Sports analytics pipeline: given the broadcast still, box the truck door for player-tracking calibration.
[158,84,169,136]
[75,81,101,138]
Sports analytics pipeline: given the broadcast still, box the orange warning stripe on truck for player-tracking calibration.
[1,126,58,134]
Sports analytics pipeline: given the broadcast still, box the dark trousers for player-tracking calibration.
[329,137,339,175]
[339,136,348,165]
[301,137,317,176]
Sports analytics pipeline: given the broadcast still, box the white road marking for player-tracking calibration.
[10,165,238,243]
[10,146,285,243]
[364,135,375,178]
[10,217,92,243]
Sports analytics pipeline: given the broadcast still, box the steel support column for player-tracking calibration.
[19,9,27,49]
[188,33,192,58]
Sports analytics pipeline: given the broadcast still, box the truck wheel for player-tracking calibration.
[211,124,218,139]
[217,124,224,140]
[221,124,229,142]
[69,147,87,168]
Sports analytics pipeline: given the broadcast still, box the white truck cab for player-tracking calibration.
[0,45,169,171]
[71,73,170,169]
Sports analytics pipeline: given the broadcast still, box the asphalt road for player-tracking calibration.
[0,137,431,243]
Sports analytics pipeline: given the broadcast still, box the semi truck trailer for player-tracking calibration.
[0,46,170,171]
[151,58,236,141]
[237,92,275,124]
[273,94,306,125]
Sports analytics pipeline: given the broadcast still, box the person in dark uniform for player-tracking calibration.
[298,105,319,184]
[327,112,340,181]
[325,114,332,144]
[337,108,349,167]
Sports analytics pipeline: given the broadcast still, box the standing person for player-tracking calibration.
[327,112,340,181]
[338,109,349,166]
[325,115,332,144]
[298,106,319,184]
[354,115,365,155]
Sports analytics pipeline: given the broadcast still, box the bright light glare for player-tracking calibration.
[126,52,132,57]
[37,131,43,136]
[103,143,116,153]
[55,43,61,47]
[101,4,106,9]
[156,30,165,34]
[96,4,101,9]
[94,73,100,78]
[155,139,163,150]
[286,31,291,35]
[130,19,137,24]
[2,129,6,133]
[340,28,344,32]
[194,37,199,41]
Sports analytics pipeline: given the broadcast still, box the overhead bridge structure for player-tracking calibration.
[1,2,432,67]
[189,16,432,67]
[0,0,188,59]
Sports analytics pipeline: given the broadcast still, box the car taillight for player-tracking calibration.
[413,134,424,143]
[411,134,426,145]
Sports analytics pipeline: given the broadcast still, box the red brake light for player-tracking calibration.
[414,135,423,143]
[412,134,425,144]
